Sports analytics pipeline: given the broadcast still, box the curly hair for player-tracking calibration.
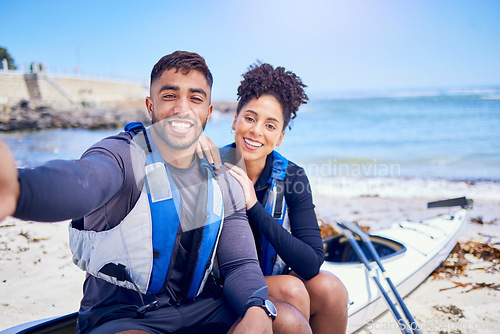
[150,51,213,89]
[236,62,308,130]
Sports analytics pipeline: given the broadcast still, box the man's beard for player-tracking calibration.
[151,113,208,151]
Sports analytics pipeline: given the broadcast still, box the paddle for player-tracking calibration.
[335,223,413,334]
[427,196,473,209]
[340,221,423,334]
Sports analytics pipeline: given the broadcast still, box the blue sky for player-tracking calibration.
[1,0,499,100]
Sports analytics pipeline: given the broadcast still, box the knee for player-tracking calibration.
[273,301,312,334]
[275,276,310,310]
[307,271,349,310]
[276,312,312,334]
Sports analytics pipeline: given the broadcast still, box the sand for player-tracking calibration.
[0,178,499,333]
[312,177,500,334]
[0,219,84,331]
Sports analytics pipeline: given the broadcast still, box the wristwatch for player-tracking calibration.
[260,299,278,321]
[247,299,278,321]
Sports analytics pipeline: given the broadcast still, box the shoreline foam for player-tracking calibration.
[310,175,500,201]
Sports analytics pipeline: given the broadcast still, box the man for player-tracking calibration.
[0,51,275,333]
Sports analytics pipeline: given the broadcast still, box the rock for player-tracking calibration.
[212,101,237,114]
[0,100,150,132]
[1,99,233,132]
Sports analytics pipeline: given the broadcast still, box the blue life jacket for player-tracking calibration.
[69,122,224,300]
[260,150,289,276]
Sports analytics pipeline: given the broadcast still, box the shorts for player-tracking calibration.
[86,296,238,334]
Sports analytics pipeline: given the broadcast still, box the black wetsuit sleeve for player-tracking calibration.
[216,172,268,317]
[247,166,324,280]
[13,138,127,222]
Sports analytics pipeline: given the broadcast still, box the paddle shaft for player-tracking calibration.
[337,225,412,334]
[427,196,472,209]
[342,221,422,334]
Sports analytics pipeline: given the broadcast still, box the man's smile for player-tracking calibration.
[167,118,195,134]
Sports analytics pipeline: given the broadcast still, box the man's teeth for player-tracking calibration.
[244,138,263,147]
[172,121,191,129]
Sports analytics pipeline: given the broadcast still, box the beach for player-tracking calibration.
[0,217,84,330]
[313,184,500,334]
[0,90,498,332]
[1,178,499,333]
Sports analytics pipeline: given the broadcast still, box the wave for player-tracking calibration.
[312,85,500,100]
[308,175,500,201]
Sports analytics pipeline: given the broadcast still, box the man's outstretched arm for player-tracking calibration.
[2,136,131,223]
[0,140,20,221]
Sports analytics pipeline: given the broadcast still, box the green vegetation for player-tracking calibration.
[0,47,17,70]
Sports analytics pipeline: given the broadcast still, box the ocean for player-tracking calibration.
[2,87,500,183]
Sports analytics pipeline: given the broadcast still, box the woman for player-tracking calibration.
[201,63,348,333]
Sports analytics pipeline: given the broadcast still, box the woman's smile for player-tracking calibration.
[243,137,264,149]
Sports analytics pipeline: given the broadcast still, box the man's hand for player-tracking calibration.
[232,306,272,334]
[0,140,20,221]
[196,134,221,169]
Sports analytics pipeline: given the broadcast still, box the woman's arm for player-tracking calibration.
[247,174,324,280]
[228,163,324,280]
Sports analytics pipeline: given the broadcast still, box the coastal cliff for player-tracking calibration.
[0,100,237,132]
[0,100,150,131]
[0,70,237,132]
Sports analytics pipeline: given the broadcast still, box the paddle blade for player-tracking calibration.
[427,197,473,209]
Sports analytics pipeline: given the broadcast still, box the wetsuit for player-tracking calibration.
[247,152,325,280]
[14,131,268,333]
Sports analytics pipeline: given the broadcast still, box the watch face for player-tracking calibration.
[265,299,278,317]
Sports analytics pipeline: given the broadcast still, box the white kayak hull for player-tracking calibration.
[321,209,467,333]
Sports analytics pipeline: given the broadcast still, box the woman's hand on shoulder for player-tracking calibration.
[225,162,258,210]
[196,134,221,169]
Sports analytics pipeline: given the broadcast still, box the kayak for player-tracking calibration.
[0,312,77,334]
[321,201,470,333]
[1,198,470,334]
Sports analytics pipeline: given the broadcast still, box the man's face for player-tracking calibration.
[146,68,213,151]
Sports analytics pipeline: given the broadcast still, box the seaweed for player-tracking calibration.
[470,216,497,225]
[459,240,500,261]
[318,218,370,240]
[18,230,49,243]
[432,240,500,279]
[433,304,465,318]
[439,281,500,293]
[318,218,340,239]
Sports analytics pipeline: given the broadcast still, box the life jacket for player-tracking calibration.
[260,150,290,276]
[69,122,224,300]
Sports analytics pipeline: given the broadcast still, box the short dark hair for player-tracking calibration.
[236,62,308,130]
[150,51,213,89]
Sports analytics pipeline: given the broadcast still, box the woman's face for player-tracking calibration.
[232,94,286,166]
